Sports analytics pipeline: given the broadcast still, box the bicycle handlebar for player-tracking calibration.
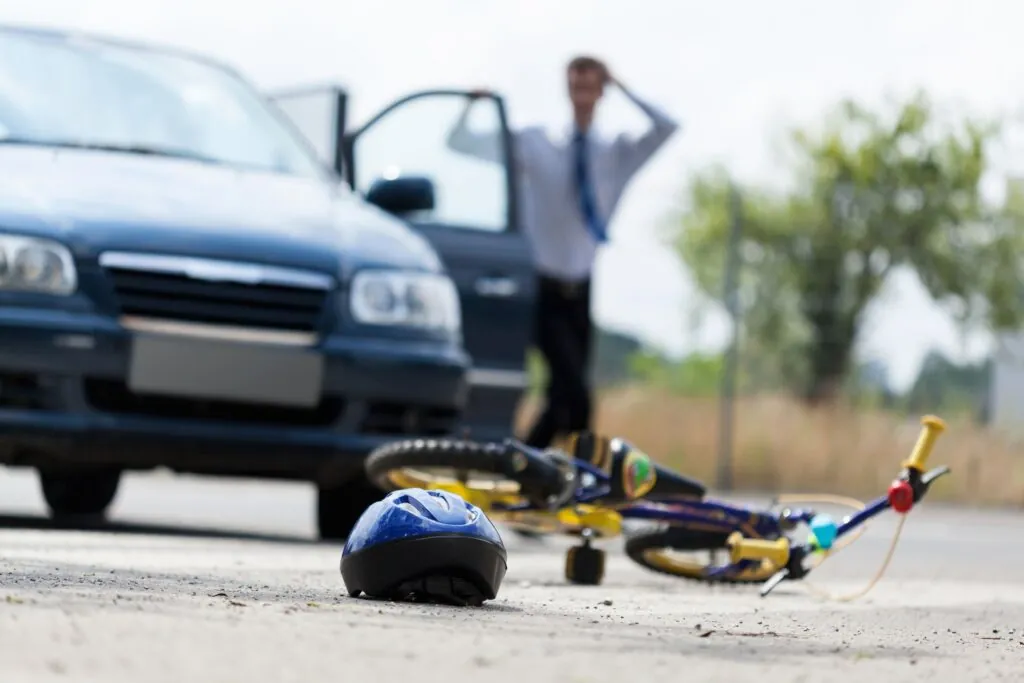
[902,415,946,472]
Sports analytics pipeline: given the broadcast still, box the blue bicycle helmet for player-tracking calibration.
[340,488,507,606]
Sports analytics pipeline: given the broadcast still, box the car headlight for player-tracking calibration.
[350,270,461,332]
[0,235,77,295]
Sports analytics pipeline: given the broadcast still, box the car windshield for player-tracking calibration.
[0,30,325,177]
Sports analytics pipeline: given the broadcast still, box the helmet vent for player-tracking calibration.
[392,493,438,521]
[426,489,452,510]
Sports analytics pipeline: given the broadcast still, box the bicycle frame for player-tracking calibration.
[618,498,812,539]
[430,444,870,582]
[432,452,819,557]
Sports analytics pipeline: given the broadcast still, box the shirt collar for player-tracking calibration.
[569,124,593,145]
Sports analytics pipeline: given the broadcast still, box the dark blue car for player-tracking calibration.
[0,26,536,538]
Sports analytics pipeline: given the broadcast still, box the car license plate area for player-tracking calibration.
[127,334,324,408]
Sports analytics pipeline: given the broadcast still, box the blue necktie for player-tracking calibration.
[572,129,608,244]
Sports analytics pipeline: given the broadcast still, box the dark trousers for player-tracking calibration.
[525,275,594,449]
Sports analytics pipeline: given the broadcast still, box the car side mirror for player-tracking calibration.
[365,175,435,215]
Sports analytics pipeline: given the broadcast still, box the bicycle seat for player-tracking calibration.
[566,432,706,502]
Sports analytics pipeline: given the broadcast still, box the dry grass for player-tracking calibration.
[515,385,1024,507]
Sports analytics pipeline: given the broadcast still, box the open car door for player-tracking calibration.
[342,90,535,442]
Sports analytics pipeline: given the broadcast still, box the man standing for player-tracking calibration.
[447,55,679,449]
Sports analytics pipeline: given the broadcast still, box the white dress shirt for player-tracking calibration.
[447,88,679,282]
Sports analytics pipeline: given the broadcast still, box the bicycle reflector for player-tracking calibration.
[887,479,914,513]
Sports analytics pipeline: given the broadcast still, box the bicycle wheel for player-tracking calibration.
[364,438,567,509]
[624,526,777,584]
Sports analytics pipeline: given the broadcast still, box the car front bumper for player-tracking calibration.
[0,306,470,486]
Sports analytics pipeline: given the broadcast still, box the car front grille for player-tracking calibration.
[99,253,333,333]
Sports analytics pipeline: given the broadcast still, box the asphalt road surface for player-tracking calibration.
[1,469,1022,683]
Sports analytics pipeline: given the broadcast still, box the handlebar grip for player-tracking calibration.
[902,415,947,472]
[726,532,791,567]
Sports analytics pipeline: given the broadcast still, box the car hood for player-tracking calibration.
[0,145,442,278]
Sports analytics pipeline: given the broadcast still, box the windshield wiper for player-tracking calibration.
[0,137,223,165]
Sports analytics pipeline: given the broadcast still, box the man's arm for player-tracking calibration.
[610,78,680,174]
[445,92,506,164]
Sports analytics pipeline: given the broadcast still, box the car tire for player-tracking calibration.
[317,476,385,542]
[38,468,122,519]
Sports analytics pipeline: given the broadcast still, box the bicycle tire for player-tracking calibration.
[364,438,565,506]
[624,526,775,585]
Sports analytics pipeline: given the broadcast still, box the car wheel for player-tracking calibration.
[38,468,122,518]
[317,476,384,542]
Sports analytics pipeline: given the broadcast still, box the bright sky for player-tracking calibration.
[3,0,1021,390]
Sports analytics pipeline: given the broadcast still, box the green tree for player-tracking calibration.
[673,91,1021,403]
